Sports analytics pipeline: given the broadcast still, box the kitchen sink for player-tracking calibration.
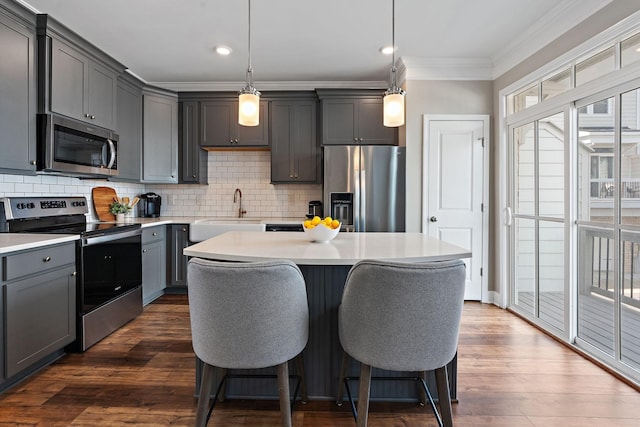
[189,218,265,242]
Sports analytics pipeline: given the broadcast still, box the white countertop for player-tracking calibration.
[183,231,471,265]
[0,234,79,254]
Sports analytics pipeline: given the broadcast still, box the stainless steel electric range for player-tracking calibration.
[0,196,142,351]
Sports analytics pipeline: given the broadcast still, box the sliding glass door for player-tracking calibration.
[510,111,567,332]
[576,88,640,371]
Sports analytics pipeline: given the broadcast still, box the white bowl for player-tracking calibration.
[303,223,340,243]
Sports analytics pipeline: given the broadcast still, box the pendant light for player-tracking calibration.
[383,0,405,127]
[238,0,260,126]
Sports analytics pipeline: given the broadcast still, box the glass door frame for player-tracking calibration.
[506,104,575,342]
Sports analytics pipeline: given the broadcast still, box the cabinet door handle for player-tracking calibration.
[142,249,147,253]
[182,228,187,232]
[43,256,51,262]
[152,232,158,236]
[192,174,196,178]
[71,271,77,276]
[359,138,364,142]
[30,160,37,165]
[84,113,90,118]
[353,137,358,142]
[90,115,96,120]
[229,139,234,144]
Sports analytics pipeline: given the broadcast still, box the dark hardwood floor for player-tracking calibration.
[0,294,639,426]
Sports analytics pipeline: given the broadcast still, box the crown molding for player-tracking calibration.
[397,57,494,81]
[148,80,388,92]
[492,0,613,79]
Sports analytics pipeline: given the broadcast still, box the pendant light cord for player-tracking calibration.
[390,0,397,88]
[247,0,253,86]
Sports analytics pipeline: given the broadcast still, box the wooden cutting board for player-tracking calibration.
[92,186,118,221]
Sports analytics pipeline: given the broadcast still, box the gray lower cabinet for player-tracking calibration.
[1,242,76,380]
[142,89,179,183]
[200,99,269,147]
[318,90,397,146]
[270,99,318,183]
[0,2,37,173]
[114,74,143,181]
[179,102,207,183]
[167,224,190,288]
[142,226,167,305]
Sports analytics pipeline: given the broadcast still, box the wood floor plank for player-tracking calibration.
[0,296,638,426]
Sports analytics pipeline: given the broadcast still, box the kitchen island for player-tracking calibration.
[184,231,471,402]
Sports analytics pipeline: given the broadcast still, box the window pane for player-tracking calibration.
[514,218,536,315]
[539,220,564,331]
[577,226,615,357]
[538,112,565,218]
[576,47,616,86]
[577,97,615,223]
[621,32,640,68]
[514,85,539,113]
[621,88,640,225]
[542,69,571,101]
[514,123,535,216]
[621,231,640,371]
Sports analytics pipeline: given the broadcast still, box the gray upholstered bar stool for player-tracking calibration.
[336,259,466,427]
[187,258,309,427]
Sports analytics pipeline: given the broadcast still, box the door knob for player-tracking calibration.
[430,216,438,222]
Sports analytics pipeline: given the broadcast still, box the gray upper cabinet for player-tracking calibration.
[49,38,117,129]
[318,90,397,146]
[37,14,125,131]
[270,99,318,183]
[0,2,37,173]
[114,74,143,182]
[179,101,207,184]
[142,89,178,183]
[201,99,269,147]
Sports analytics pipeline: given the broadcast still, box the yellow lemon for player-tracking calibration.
[303,220,312,229]
[324,216,332,223]
[331,219,340,229]
[311,216,321,225]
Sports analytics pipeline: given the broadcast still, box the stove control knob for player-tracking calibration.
[28,203,35,209]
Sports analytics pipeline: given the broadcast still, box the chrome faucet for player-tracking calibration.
[233,188,247,218]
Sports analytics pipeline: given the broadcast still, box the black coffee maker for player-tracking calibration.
[139,192,162,217]
[308,200,323,218]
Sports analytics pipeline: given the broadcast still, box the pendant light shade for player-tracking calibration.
[238,0,261,127]
[383,0,405,127]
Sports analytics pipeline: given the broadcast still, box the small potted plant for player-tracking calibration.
[109,201,131,223]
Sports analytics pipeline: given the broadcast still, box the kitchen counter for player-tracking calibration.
[184,231,471,265]
[0,234,79,254]
[185,231,469,402]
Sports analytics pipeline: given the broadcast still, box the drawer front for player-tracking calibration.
[142,226,166,244]
[3,243,76,282]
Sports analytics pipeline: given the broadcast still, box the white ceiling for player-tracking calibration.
[19,0,611,91]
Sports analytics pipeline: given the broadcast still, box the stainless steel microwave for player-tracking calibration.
[38,114,119,178]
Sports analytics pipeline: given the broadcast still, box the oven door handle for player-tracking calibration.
[83,228,141,246]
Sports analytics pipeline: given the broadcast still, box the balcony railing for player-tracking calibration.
[591,179,640,198]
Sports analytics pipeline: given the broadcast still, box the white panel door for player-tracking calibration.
[425,117,487,300]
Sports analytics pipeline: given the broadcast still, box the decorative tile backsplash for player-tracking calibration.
[0,151,321,221]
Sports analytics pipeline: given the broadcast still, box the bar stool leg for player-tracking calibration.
[417,371,427,405]
[277,362,292,427]
[295,353,308,404]
[356,363,372,427]
[217,368,228,402]
[435,366,453,427]
[335,351,349,406]
[196,363,215,427]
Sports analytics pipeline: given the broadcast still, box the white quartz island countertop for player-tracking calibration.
[184,231,471,265]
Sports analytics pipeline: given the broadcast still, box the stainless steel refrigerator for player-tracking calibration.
[323,145,405,232]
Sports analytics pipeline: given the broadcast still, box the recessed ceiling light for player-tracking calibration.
[380,46,395,55]
[215,46,232,55]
